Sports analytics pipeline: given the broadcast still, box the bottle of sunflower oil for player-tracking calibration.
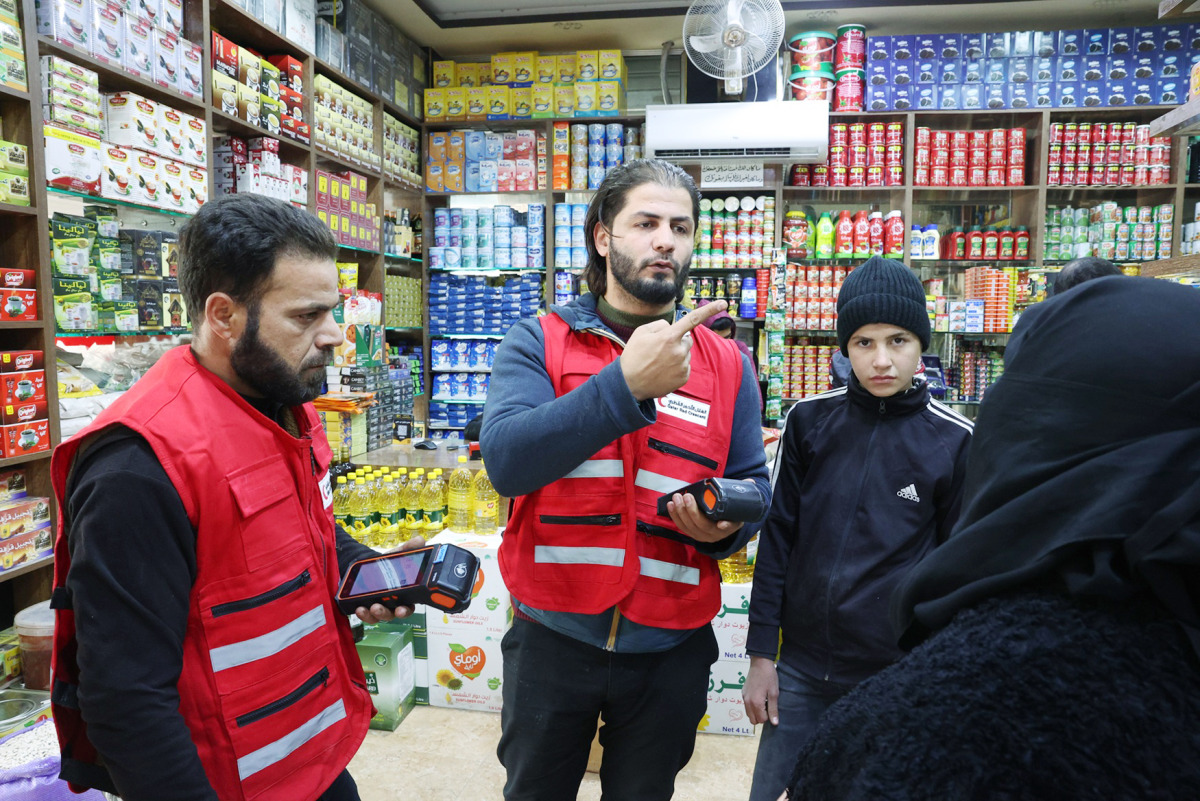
[472,461,499,535]
[447,456,474,531]
[333,476,352,531]
[423,469,446,534]
[403,469,426,539]
[718,535,757,583]
[378,476,404,547]
[347,477,373,544]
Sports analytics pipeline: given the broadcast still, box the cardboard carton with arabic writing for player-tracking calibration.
[699,657,754,737]
[711,581,751,662]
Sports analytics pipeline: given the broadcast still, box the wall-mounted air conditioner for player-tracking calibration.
[644,101,829,163]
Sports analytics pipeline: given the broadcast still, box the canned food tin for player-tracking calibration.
[1134,124,1150,145]
[1077,143,1091,165]
[1009,145,1026,166]
[829,145,848,167]
[969,165,988,186]
[885,165,904,185]
[849,144,868,168]
[867,122,886,143]
[848,165,866,185]
[914,166,930,185]
[830,123,849,146]
[915,126,932,146]
[987,166,1006,185]
[1049,123,1064,144]
[848,122,866,146]
[989,128,1007,149]
[866,165,884,186]
[931,165,949,185]
[886,122,905,145]
[831,166,849,186]
[1048,144,1062,166]
[914,147,931,167]
[950,148,969,168]
[987,147,1006,166]
[950,165,968,186]
[932,130,950,149]
[1074,165,1089,185]
[1077,122,1092,144]
[1062,123,1078,144]
[811,165,829,186]
[1105,164,1120,185]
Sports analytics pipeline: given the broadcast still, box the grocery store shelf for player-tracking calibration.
[1138,253,1200,278]
[313,145,382,178]
[425,190,546,198]
[1046,183,1179,192]
[210,0,314,61]
[0,554,54,585]
[427,423,466,430]
[379,96,422,130]
[0,321,45,330]
[429,267,545,274]
[435,333,506,339]
[47,186,195,218]
[423,114,643,131]
[383,174,424,193]
[0,451,53,468]
[430,397,486,404]
[337,243,381,256]
[783,185,904,194]
[38,36,206,115]
[432,367,491,374]
[1159,0,1200,19]
[0,201,36,216]
[1148,95,1200,137]
[385,326,423,332]
[210,108,311,161]
[0,83,30,102]
[384,253,419,261]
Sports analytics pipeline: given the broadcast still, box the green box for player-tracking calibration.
[357,628,416,731]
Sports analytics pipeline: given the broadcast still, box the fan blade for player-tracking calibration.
[689,33,723,54]
[727,0,747,27]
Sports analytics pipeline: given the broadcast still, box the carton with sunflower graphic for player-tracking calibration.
[427,628,503,713]
[426,531,511,636]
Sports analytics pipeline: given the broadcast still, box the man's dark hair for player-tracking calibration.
[178,193,338,322]
[582,159,700,299]
[1051,257,1123,296]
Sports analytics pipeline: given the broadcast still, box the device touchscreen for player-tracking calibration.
[347,551,427,596]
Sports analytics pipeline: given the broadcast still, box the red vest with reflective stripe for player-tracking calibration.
[50,347,372,801]
[499,313,741,630]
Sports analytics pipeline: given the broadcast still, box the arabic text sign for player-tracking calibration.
[700,161,765,189]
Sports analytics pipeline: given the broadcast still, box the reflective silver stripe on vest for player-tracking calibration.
[639,556,700,585]
[236,699,347,780]
[634,469,690,495]
[209,606,327,673]
[534,545,625,567]
[563,459,624,479]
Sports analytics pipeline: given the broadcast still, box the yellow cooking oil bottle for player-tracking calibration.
[333,475,352,531]
[447,456,474,531]
[402,468,426,539]
[423,469,446,534]
[377,476,404,548]
[472,460,498,535]
[718,535,758,583]
[347,477,373,544]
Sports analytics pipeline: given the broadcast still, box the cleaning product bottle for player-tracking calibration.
[422,469,445,534]
[448,456,474,531]
[815,212,835,259]
[472,461,499,535]
[834,210,854,259]
[347,478,373,544]
[403,469,426,539]
[852,210,870,258]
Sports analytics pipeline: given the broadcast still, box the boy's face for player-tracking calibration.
[846,323,922,398]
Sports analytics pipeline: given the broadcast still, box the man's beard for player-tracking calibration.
[230,315,331,406]
[608,242,689,306]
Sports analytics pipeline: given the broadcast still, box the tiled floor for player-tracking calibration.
[348,706,761,800]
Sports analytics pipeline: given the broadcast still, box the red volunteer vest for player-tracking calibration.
[499,313,742,630]
[50,347,372,801]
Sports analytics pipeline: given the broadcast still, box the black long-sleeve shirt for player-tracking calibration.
[64,406,374,800]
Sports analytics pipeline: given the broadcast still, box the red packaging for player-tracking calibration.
[0,290,36,322]
[0,352,43,373]
[987,147,1006,167]
[848,166,866,186]
[1074,165,1089,185]
[1,270,34,288]
[885,165,904,186]
[1150,165,1168,185]
[932,130,949,150]
[268,55,304,92]
[1047,164,1061,185]
[932,148,950,168]
[970,130,988,149]
[790,164,810,186]
[868,212,884,252]
[886,144,904,166]
[914,166,930,185]
[830,123,848,147]
[1009,146,1026,167]
[886,122,904,145]
[1134,124,1149,145]
[1150,144,1168,165]
[883,213,905,255]
[1119,165,1136,185]
[931,165,949,186]
[1008,165,1025,186]
[915,126,931,147]
[866,165,884,186]
[1107,124,1123,146]
[868,143,886,165]
[811,165,829,186]
[1120,143,1136,165]
[1049,123,1064,144]
[211,31,239,79]
[835,26,867,70]
[1091,122,1108,144]
[829,145,848,167]
[1,419,50,459]
[1,371,45,405]
[969,165,988,186]
[1061,164,1077,184]
[1091,143,1106,166]
[950,165,968,186]
[914,146,931,168]
[1089,164,1106,186]
[830,166,848,186]
[988,128,1007,149]
[1077,143,1091,165]
[1079,122,1094,144]
[950,148,969,168]
[848,123,866,146]
[1134,165,1149,185]
[950,131,969,149]
[1063,143,1078,164]
[867,122,885,144]
[987,166,1006,186]
[1048,144,1062,166]
[0,400,47,426]
[969,147,987,167]
[849,144,868,168]
[1105,164,1121,185]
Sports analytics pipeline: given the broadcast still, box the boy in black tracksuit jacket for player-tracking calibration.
[743,257,973,801]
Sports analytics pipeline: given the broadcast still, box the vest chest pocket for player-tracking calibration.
[227,457,309,572]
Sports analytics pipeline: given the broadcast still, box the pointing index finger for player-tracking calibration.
[672,300,728,337]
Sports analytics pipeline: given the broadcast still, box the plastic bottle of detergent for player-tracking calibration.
[815,212,835,259]
[347,478,373,544]
[403,469,426,540]
[422,469,446,534]
[834,210,854,259]
[472,461,499,535]
[447,456,474,531]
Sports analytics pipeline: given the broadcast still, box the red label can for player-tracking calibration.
[868,143,886,165]
[1008,127,1025,147]
[849,144,868,168]
[950,165,968,186]
[968,165,987,186]
[886,144,904,166]
[1047,164,1062,185]
[1108,124,1123,145]
[987,166,1006,186]
[1150,164,1167,184]
[915,126,931,147]
[1061,163,1076,184]
[790,165,811,186]
[867,122,886,144]
[989,128,1007,149]
[1121,143,1137,165]
[1062,123,1078,144]
[829,145,848,167]
[886,165,905,185]
[835,25,867,71]
[969,147,988,167]
[1091,143,1106,166]
[932,148,950,167]
[866,165,884,186]
[1008,146,1026,166]
[1077,122,1092,144]
[1063,143,1078,164]
[913,165,930,185]
[1048,144,1062,166]
[1089,164,1105,186]
[1104,164,1121,185]
[1150,144,1168,165]
[932,130,950,150]
[914,146,931,167]
[951,130,969,149]
[834,70,865,111]
[1074,165,1089,185]
[811,165,829,186]
[830,165,849,186]
[950,148,969,167]
[848,166,866,185]
[848,122,866,146]
[970,130,988,149]
[1134,144,1149,166]
[1091,122,1108,144]
[1077,143,1091,165]
[1134,123,1149,145]
[830,123,849,146]
[931,165,949,186]
[1119,164,1136,185]
[1134,165,1149,185]
[987,147,1007,166]
[1049,123,1064,144]
[1007,165,1024,186]
[886,122,904,145]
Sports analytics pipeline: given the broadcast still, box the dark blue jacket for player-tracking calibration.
[747,376,972,684]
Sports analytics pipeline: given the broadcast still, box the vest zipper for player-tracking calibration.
[538,514,622,525]
[235,667,330,727]
[582,327,626,349]
[647,438,720,470]
[211,571,312,617]
[636,520,695,545]
[605,607,621,651]
[879,400,886,415]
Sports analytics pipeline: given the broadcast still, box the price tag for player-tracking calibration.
[700,161,764,189]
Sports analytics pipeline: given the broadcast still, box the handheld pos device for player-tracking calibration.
[336,543,480,615]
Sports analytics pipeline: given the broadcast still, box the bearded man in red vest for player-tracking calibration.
[50,194,417,801]
[482,159,771,800]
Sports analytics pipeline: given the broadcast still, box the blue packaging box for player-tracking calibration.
[1009,83,1033,108]
[986,32,1011,58]
[893,61,915,86]
[868,36,890,62]
[1081,82,1104,107]
[1011,30,1035,57]
[1034,58,1055,82]
[915,85,938,110]
[1154,77,1182,105]
[1009,57,1032,83]
[867,83,890,112]
[892,85,916,110]
[939,84,961,109]
[1057,57,1081,82]
[1159,54,1183,78]
[937,33,962,59]
[1056,81,1080,107]
[963,59,984,83]
[940,59,962,84]
[1082,57,1106,82]
[963,33,985,59]
[985,84,1008,109]
[1134,55,1158,79]
[1084,29,1110,55]
[1108,56,1133,80]
[916,34,938,60]
[1059,29,1085,56]
[867,62,889,87]
[1103,79,1131,106]
[985,59,1008,83]
[1034,82,1054,107]
[1130,79,1155,106]
[961,84,983,110]
[1110,27,1136,55]
[916,60,938,83]
[1034,31,1058,57]
[1160,24,1186,52]
[892,35,916,59]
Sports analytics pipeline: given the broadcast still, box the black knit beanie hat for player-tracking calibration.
[836,256,931,355]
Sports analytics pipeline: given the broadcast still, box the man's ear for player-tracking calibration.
[204,292,244,346]
[593,220,610,258]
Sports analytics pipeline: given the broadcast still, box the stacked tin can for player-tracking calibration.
[1044,203,1173,262]
[564,122,642,190]
[689,270,748,316]
[693,195,776,270]
[1181,200,1200,256]
[913,127,1025,187]
[428,203,546,272]
[782,262,847,331]
[955,345,1005,403]
[1046,122,1170,187]
[551,202,589,275]
[784,338,839,400]
[789,121,904,187]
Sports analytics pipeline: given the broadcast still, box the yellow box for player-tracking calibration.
[536,55,557,84]
[512,51,536,84]
[478,60,493,86]
[465,87,488,120]
[427,131,447,163]
[444,158,464,192]
[425,159,444,192]
[599,50,625,83]
[446,131,465,163]
[433,60,456,89]
[556,53,577,84]
[576,50,600,82]
[510,86,532,119]
[574,82,597,116]
[596,80,623,114]
[554,84,575,117]
[423,88,446,121]
[487,85,510,119]
[491,52,514,85]
[445,87,466,119]
[531,85,554,117]
[456,62,479,88]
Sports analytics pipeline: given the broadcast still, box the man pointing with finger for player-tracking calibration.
[482,159,771,800]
